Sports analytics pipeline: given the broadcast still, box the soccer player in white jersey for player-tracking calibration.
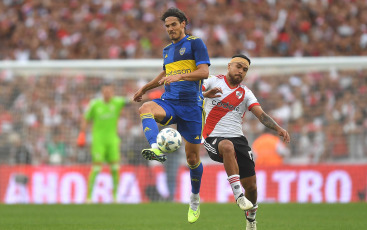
[202,54,290,230]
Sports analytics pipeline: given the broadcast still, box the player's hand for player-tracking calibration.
[133,88,145,102]
[203,87,222,98]
[277,128,290,144]
[159,75,182,85]
[77,132,86,147]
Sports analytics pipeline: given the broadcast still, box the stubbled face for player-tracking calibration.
[164,16,185,43]
[227,61,249,86]
[102,85,114,101]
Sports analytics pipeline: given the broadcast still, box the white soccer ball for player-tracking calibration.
[156,128,182,153]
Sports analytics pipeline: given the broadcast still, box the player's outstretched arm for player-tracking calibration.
[250,105,290,143]
[77,117,88,147]
[133,70,165,102]
[203,87,222,98]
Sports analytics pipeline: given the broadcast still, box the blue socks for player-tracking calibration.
[140,113,159,146]
[189,161,203,194]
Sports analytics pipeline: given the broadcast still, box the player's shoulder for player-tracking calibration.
[163,43,173,50]
[86,98,102,110]
[112,96,126,103]
[215,74,226,79]
[239,84,257,98]
[187,35,206,46]
[239,84,251,91]
[187,35,201,41]
[89,98,102,105]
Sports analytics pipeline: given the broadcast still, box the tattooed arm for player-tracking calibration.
[250,105,290,143]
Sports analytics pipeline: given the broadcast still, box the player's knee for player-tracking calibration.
[138,102,152,115]
[218,140,235,157]
[186,153,199,166]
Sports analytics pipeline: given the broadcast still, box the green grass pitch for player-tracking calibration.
[0,203,365,230]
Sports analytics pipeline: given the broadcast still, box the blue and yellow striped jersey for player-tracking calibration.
[162,35,210,104]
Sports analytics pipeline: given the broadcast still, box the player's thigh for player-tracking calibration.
[91,142,106,163]
[176,105,203,144]
[217,139,236,156]
[139,101,167,122]
[203,137,226,163]
[232,137,255,179]
[106,140,120,164]
[152,99,178,124]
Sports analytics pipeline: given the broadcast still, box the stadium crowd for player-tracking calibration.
[0,0,366,60]
[0,0,367,166]
[0,68,366,165]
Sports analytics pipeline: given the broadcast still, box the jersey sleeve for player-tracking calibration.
[192,38,211,66]
[245,88,260,111]
[202,75,215,91]
[84,99,97,121]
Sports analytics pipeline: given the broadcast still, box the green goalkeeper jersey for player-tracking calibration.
[85,96,127,143]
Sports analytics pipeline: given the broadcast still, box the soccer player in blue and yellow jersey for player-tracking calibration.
[133,7,210,224]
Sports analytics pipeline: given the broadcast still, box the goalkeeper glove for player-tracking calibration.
[77,132,86,147]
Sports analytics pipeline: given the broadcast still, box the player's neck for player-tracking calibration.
[103,97,111,103]
[225,75,240,88]
[172,34,186,44]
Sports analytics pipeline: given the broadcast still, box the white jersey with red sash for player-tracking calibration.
[202,74,260,138]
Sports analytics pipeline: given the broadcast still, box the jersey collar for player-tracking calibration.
[171,35,188,46]
[224,75,240,89]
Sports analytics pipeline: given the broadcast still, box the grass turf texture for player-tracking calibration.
[0,203,365,230]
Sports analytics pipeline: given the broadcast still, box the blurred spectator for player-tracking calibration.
[46,128,67,165]
[0,0,366,61]
[0,67,367,165]
[252,131,290,166]
[8,133,32,165]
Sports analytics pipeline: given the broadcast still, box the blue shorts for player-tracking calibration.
[153,99,204,144]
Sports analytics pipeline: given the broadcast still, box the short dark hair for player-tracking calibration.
[101,79,113,87]
[232,54,251,65]
[161,7,188,26]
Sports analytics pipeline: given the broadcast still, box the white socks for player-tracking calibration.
[228,174,242,200]
[190,193,200,211]
[246,203,258,221]
[151,143,158,149]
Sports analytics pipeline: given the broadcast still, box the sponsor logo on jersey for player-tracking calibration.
[166,68,192,76]
[179,48,186,55]
[212,99,240,112]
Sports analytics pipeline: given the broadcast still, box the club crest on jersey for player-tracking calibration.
[179,48,186,55]
[236,91,243,99]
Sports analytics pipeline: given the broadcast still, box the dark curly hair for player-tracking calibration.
[161,7,188,26]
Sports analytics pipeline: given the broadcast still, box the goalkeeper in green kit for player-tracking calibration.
[77,82,128,203]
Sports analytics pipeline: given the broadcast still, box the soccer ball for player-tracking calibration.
[156,128,182,153]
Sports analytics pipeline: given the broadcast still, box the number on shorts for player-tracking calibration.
[248,150,254,161]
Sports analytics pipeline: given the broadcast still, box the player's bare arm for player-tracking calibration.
[203,87,222,98]
[133,70,165,102]
[251,105,290,143]
[159,64,209,85]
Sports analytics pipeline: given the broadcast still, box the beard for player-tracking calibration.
[169,31,182,42]
[228,74,243,86]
